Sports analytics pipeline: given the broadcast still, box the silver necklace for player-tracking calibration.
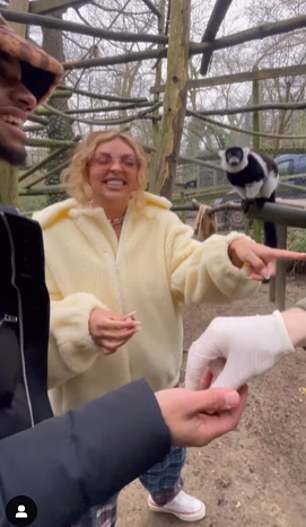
[109,214,125,226]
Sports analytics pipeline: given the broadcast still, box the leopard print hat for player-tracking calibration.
[0,14,63,105]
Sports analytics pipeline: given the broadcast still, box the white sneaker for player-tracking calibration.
[147,489,206,522]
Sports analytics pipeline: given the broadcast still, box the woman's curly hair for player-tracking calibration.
[62,131,148,208]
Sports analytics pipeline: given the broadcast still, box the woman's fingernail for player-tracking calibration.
[225,391,239,408]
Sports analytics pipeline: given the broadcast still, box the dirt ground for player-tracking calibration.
[117,275,306,527]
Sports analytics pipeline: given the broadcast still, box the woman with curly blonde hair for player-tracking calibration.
[63,130,147,209]
[33,130,303,527]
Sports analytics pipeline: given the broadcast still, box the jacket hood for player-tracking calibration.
[144,192,171,210]
[33,198,77,229]
[33,193,172,230]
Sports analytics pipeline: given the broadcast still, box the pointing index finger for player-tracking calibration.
[269,249,306,260]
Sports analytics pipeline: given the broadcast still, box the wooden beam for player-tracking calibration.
[64,47,166,70]
[59,86,148,103]
[150,0,191,196]
[50,101,152,115]
[187,109,306,140]
[191,15,306,56]
[189,63,306,88]
[19,147,69,182]
[153,63,306,93]
[247,202,306,229]
[192,100,306,116]
[0,8,167,43]
[30,0,88,14]
[26,138,76,147]
[200,0,233,75]
[8,0,28,36]
[19,185,67,195]
[141,0,161,18]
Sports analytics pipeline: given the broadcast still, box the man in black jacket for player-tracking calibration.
[0,13,63,439]
[0,12,248,527]
[0,381,247,527]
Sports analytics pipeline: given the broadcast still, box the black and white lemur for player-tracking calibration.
[219,146,279,247]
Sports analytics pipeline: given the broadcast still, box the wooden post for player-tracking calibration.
[8,0,29,36]
[150,0,166,187]
[252,69,260,150]
[275,224,287,310]
[150,0,191,197]
[251,69,264,250]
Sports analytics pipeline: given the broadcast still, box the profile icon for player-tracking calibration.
[15,504,28,518]
[6,495,37,526]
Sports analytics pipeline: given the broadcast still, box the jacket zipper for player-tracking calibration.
[1,213,35,428]
[114,249,126,314]
[113,205,132,315]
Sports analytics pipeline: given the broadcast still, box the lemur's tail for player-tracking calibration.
[264,222,277,248]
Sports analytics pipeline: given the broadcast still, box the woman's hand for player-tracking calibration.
[88,307,141,354]
[185,311,294,391]
[228,237,306,281]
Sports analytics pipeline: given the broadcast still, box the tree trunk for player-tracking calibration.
[42,10,74,203]
[150,0,191,198]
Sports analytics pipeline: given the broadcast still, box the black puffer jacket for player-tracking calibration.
[0,207,52,438]
[0,380,171,527]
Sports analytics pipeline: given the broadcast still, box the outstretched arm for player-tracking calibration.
[0,380,247,527]
[0,381,170,527]
[166,212,306,304]
[185,303,306,391]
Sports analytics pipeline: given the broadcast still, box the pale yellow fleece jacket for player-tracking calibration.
[33,192,258,415]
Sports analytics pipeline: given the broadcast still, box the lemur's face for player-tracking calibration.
[225,147,244,167]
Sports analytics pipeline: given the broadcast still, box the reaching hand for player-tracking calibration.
[228,238,306,281]
[185,311,294,390]
[88,307,140,354]
[155,385,248,447]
